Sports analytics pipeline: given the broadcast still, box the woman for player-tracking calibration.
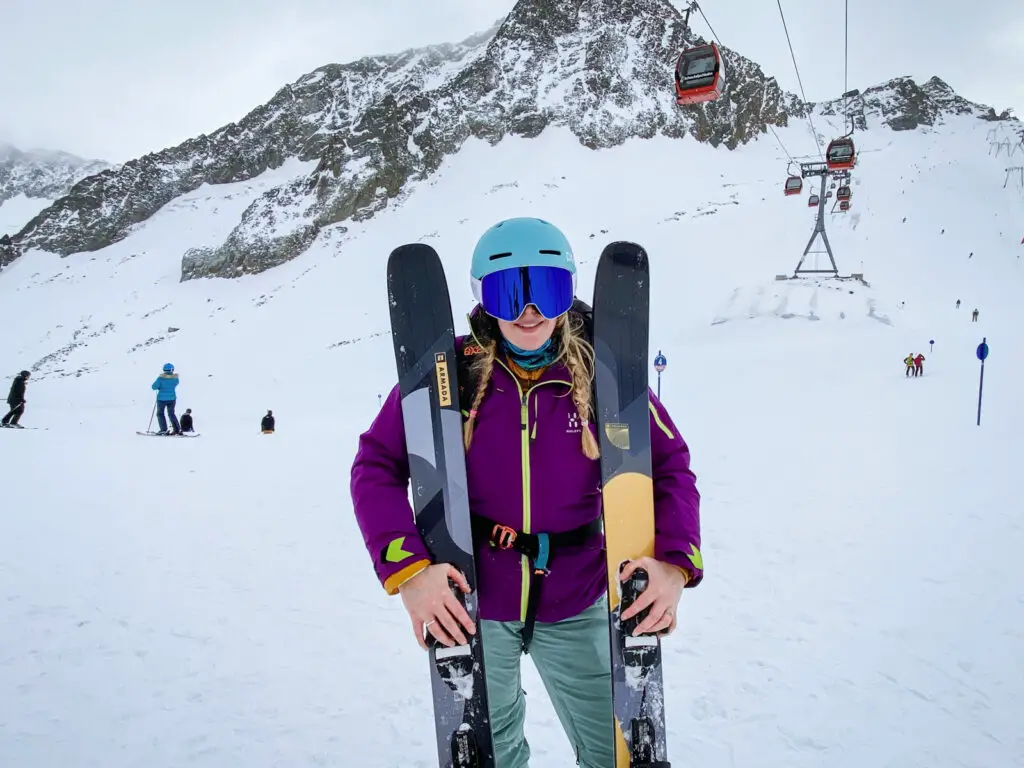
[350,218,702,767]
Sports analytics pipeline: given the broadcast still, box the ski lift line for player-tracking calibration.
[775,0,824,160]
[694,3,724,49]
[769,124,796,163]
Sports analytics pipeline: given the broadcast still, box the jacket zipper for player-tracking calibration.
[494,357,571,621]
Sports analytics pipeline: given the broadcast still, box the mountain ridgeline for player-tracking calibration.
[1,0,1016,278]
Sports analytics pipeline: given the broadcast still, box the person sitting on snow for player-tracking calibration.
[261,410,275,434]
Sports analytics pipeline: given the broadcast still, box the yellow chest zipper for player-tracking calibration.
[494,358,571,621]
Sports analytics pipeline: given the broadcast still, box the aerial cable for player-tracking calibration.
[844,0,849,96]
[775,0,824,160]
[694,3,723,50]
[843,0,855,137]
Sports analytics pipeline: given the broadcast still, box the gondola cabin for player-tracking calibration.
[837,185,852,201]
[826,190,833,198]
[808,194,819,207]
[674,42,725,105]
[839,200,851,211]
[784,176,803,195]
[826,136,855,170]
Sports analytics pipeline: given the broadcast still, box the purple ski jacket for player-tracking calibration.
[350,340,703,624]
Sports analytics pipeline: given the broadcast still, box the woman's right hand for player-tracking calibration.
[398,563,477,650]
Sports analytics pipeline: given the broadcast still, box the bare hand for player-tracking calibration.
[398,563,477,650]
[619,557,688,637]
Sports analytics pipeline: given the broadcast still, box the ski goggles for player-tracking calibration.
[477,266,575,322]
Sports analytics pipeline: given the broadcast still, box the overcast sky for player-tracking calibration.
[1,0,1021,163]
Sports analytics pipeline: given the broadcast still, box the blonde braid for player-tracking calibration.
[462,339,497,450]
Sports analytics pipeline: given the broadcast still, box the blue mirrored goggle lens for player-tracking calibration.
[480,266,574,322]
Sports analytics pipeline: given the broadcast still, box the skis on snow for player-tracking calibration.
[592,242,671,768]
[386,243,494,768]
[136,431,201,438]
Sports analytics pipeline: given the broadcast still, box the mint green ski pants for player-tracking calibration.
[480,597,614,768]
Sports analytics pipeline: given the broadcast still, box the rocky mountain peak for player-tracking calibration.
[4,0,1011,278]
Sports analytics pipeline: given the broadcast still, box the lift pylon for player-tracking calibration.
[791,161,840,277]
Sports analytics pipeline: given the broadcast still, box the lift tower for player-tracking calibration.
[792,160,841,277]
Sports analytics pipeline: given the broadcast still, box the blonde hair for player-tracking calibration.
[463,312,600,460]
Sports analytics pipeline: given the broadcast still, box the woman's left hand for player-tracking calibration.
[618,557,689,637]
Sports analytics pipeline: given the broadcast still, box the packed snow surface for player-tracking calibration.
[1,114,1022,767]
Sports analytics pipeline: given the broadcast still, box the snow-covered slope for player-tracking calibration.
[0,106,1022,767]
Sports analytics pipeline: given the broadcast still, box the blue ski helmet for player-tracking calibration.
[470,218,577,316]
[163,363,174,372]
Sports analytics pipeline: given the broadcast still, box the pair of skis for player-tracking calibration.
[387,242,669,768]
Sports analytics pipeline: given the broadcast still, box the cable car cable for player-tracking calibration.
[775,0,824,160]
[843,0,854,137]
[694,4,723,51]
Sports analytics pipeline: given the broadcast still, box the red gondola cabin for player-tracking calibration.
[837,185,851,201]
[675,42,725,105]
[839,200,851,211]
[808,194,819,207]
[826,137,855,170]
[784,176,802,195]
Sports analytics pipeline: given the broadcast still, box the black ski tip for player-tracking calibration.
[597,241,649,270]
[387,242,441,271]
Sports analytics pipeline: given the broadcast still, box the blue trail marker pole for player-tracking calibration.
[654,351,667,400]
[929,339,934,353]
[378,393,382,409]
[976,338,989,426]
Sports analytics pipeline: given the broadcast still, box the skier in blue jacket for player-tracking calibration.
[151,363,181,435]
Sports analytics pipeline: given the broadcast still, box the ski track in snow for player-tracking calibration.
[1,115,1023,767]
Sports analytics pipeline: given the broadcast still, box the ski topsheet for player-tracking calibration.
[386,243,494,768]
[592,242,670,768]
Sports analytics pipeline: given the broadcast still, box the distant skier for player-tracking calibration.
[179,408,194,433]
[904,354,915,377]
[151,363,181,435]
[2,369,30,428]
[261,410,275,433]
[972,308,980,322]
[956,299,961,309]
[350,218,703,768]
[913,353,925,377]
